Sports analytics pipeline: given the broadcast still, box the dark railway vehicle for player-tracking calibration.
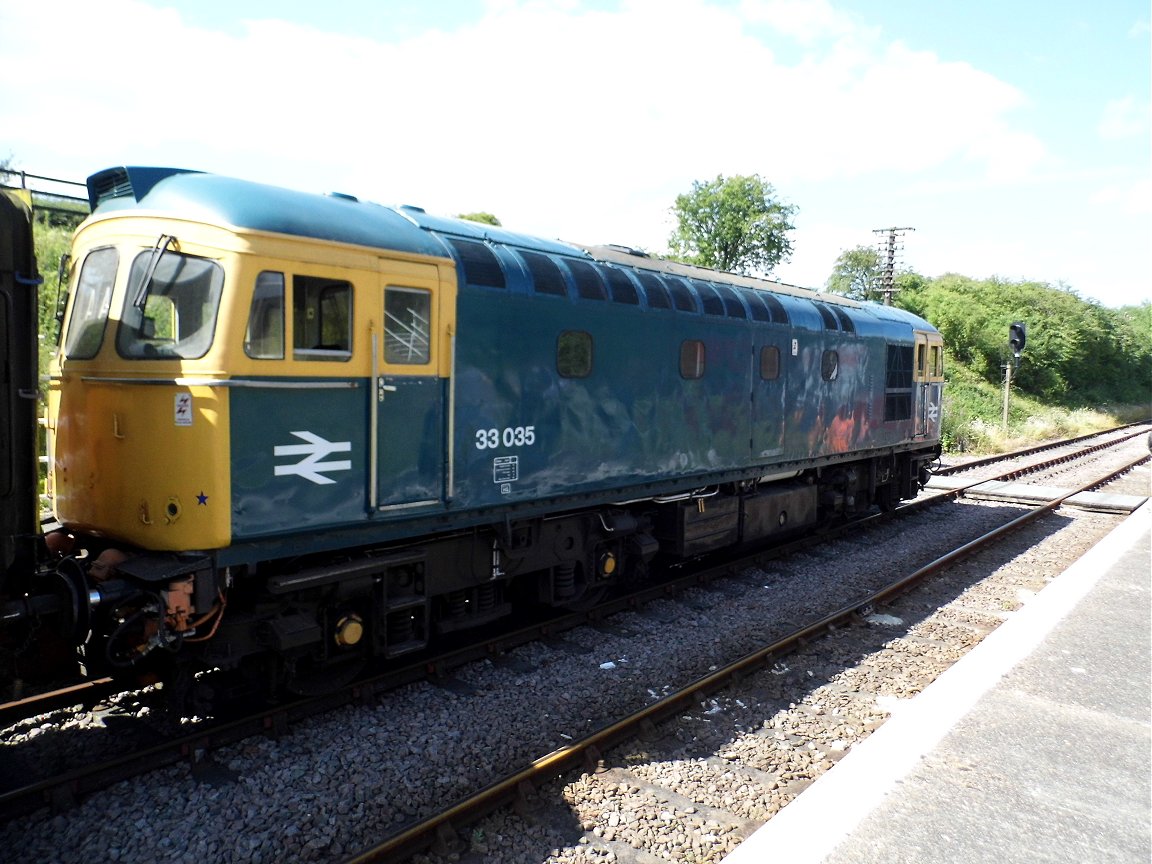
[1,168,944,698]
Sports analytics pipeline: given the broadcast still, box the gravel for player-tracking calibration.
[1,436,1147,864]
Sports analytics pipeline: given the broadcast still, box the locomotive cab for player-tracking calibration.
[913,329,945,442]
[45,168,462,686]
[50,175,457,555]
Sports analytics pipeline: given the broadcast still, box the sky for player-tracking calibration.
[1,0,1148,308]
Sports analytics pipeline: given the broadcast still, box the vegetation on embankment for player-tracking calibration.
[934,358,1146,453]
[892,272,1150,452]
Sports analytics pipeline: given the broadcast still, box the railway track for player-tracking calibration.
[1,429,1147,862]
[337,441,1149,864]
[932,421,1149,477]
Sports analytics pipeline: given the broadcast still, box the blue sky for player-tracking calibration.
[1,0,1148,308]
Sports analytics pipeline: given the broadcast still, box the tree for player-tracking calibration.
[825,246,881,300]
[457,211,501,226]
[667,174,796,275]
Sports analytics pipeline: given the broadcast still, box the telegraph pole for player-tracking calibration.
[872,227,915,305]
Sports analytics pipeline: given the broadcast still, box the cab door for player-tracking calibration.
[913,331,944,439]
[371,261,447,512]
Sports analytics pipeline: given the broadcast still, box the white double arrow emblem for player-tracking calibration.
[273,431,352,485]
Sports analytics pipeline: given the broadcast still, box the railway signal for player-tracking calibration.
[1003,321,1027,429]
[1009,322,1026,357]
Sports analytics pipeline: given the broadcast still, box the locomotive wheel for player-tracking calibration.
[50,557,92,644]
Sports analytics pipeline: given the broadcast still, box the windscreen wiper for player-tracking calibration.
[132,234,176,308]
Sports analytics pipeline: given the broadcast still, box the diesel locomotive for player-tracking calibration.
[0,168,943,698]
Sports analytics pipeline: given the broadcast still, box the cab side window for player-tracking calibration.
[384,287,432,365]
[294,276,352,361]
[244,271,285,359]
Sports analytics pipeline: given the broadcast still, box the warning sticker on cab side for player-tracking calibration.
[175,393,193,427]
[493,455,518,483]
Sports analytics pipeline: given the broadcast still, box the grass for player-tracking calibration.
[941,360,1148,454]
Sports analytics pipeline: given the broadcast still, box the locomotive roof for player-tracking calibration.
[571,242,852,305]
[85,167,612,263]
[83,168,926,328]
[86,167,451,259]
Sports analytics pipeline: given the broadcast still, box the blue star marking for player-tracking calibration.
[196,491,208,506]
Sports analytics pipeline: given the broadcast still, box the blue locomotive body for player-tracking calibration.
[28,168,943,688]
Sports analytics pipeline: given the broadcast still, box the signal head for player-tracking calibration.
[1009,322,1026,356]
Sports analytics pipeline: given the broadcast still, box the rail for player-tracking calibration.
[934,422,1150,476]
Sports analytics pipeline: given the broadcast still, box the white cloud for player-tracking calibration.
[738,0,857,43]
[1093,177,1152,216]
[11,0,1135,302]
[0,1,1048,192]
[1098,96,1150,141]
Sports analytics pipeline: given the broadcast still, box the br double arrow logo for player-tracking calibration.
[273,431,352,485]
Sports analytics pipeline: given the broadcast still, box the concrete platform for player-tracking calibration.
[924,476,1148,513]
[724,500,1151,864]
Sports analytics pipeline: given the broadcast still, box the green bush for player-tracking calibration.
[899,274,1151,407]
[34,214,74,375]
[938,356,1146,453]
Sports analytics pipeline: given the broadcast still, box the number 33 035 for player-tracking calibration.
[475,426,536,449]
